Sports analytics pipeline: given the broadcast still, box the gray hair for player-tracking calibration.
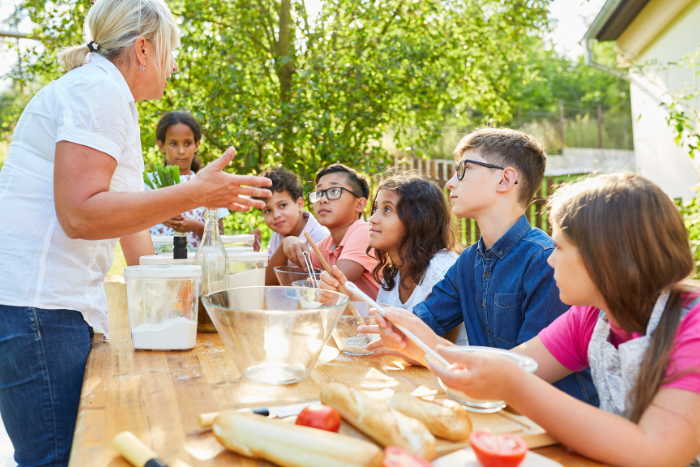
[57,0,180,78]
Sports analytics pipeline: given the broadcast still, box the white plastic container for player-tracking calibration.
[139,252,196,265]
[124,265,201,350]
[221,234,254,252]
[228,252,268,288]
[151,235,176,255]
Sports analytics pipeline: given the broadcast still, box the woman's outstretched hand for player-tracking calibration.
[192,147,272,211]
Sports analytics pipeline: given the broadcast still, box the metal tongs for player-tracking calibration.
[302,251,319,288]
[344,281,451,368]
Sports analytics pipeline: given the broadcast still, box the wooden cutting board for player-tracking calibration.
[281,395,557,458]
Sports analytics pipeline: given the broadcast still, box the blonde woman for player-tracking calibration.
[0,0,271,464]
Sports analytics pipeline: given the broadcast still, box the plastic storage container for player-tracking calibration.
[221,234,255,253]
[229,251,268,288]
[139,252,196,265]
[151,235,175,255]
[124,265,201,350]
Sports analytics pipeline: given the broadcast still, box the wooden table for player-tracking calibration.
[69,281,608,466]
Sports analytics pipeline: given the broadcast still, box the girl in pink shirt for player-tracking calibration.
[377,173,700,466]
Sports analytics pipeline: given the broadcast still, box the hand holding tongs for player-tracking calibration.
[344,281,451,368]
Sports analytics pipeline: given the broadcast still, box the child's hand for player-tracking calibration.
[163,214,185,230]
[281,236,310,267]
[428,346,524,403]
[319,265,348,293]
[359,307,445,366]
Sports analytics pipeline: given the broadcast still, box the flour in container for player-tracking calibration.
[131,316,197,350]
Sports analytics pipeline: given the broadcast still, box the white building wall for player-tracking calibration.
[629,0,700,200]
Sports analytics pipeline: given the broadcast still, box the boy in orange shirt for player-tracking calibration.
[268,163,380,299]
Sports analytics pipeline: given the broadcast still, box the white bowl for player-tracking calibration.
[438,346,538,413]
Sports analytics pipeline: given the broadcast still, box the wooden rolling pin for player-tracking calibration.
[112,431,167,467]
[304,232,361,317]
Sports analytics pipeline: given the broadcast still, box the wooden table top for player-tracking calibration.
[69,281,609,467]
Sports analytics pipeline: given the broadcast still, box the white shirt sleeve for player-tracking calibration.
[54,78,132,161]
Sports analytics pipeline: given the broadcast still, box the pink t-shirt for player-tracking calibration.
[310,219,380,300]
[539,300,700,393]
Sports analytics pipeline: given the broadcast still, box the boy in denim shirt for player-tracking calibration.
[364,128,598,406]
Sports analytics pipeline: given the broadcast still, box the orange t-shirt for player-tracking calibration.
[310,220,380,299]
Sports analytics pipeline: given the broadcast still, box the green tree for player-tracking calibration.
[4,0,551,187]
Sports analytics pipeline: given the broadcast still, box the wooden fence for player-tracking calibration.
[378,156,577,245]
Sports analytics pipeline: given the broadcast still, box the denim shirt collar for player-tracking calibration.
[476,215,531,259]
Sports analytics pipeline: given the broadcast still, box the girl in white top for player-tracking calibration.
[146,111,229,249]
[0,1,271,464]
[320,173,467,353]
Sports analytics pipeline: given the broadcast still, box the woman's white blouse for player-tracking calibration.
[376,249,467,345]
[0,54,143,337]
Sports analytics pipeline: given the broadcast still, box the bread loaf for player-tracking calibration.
[390,393,472,441]
[320,383,436,460]
[213,412,383,467]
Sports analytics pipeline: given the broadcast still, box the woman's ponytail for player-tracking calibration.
[57,44,91,72]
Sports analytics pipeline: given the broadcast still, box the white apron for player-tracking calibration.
[588,291,700,465]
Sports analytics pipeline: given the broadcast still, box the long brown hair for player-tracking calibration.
[369,173,458,292]
[548,173,695,422]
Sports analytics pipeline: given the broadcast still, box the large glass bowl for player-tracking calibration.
[274,266,323,286]
[202,286,348,385]
[438,346,538,413]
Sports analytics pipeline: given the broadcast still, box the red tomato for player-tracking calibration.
[295,405,341,433]
[382,446,433,467]
[469,431,528,467]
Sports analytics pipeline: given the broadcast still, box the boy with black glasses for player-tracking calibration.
[267,163,380,298]
[364,127,599,406]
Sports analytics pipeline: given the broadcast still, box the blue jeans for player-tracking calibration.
[0,305,91,467]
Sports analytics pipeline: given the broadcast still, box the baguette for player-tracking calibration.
[213,412,383,467]
[320,383,436,460]
[390,393,472,442]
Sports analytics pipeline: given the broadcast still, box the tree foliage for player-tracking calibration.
[508,39,631,116]
[4,0,551,188]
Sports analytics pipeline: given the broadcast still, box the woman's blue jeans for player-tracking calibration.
[0,305,91,467]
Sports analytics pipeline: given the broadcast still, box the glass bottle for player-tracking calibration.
[194,209,229,333]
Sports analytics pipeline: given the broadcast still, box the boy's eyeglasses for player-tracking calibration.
[309,186,362,204]
[456,159,518,184]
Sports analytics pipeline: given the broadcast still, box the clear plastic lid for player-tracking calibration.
[139,253,196,265]
[228,252,269,263]
[220,234,254,244]
[124,265,202,279]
